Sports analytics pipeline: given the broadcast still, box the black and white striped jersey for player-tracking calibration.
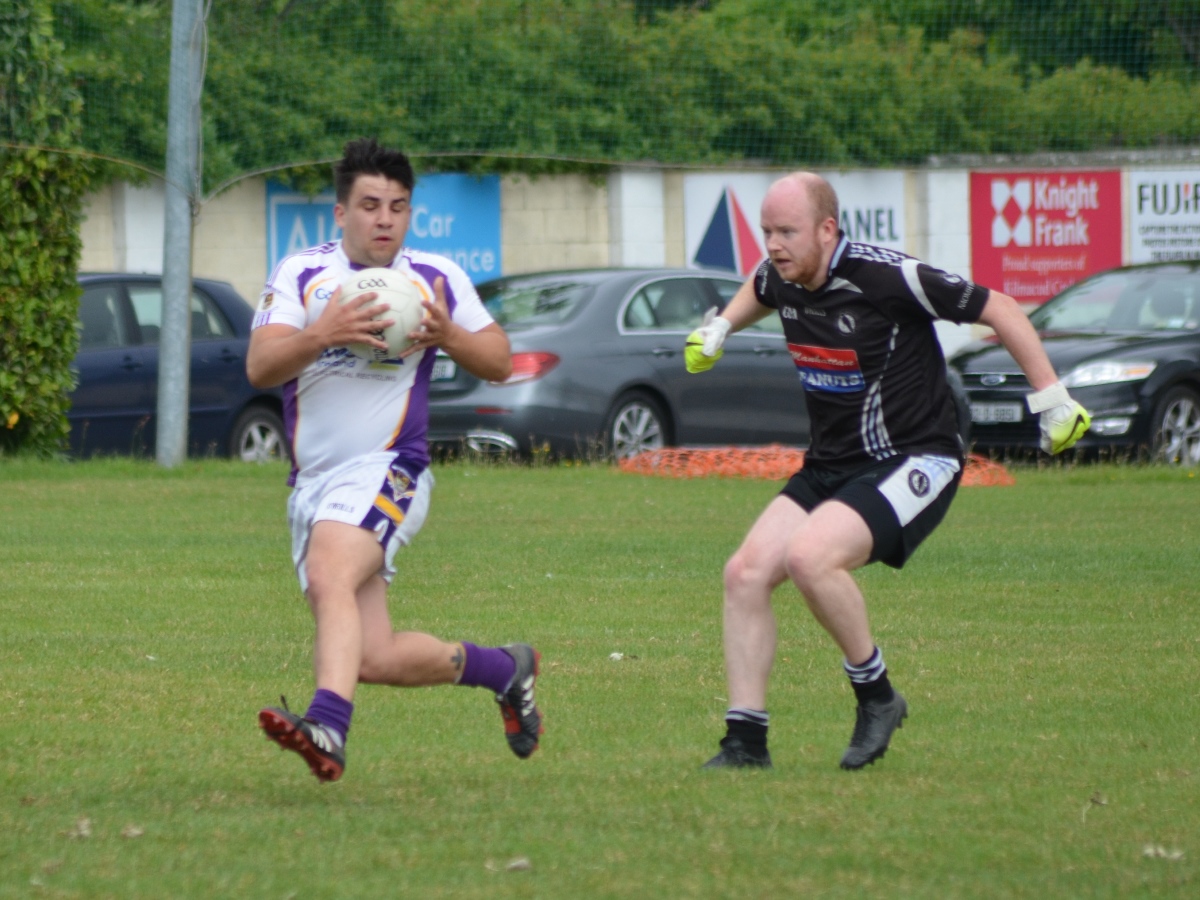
[753,234,989,471]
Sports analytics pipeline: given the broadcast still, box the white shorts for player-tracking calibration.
[287,452,434,594]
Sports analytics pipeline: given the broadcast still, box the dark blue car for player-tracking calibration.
[70,273,287,461]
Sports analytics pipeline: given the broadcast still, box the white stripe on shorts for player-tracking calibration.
[876,455,960,527]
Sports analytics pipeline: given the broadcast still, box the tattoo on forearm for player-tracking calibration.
[451,646,464,672]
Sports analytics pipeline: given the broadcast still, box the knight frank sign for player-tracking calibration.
[969,171,1122,305]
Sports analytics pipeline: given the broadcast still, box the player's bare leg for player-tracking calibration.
[258,520,381,782]
[357,582,464,686]
[784,500,907,770]
[705,497,804,768]
[722,496,807,709]
[304,520,385,700]
[355,572,543,759]
[781,500,875,664]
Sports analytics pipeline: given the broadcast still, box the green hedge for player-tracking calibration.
[0,1,93,457]
[41,0,1200,194]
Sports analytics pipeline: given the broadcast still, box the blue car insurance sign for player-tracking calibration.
[267,174,501,282]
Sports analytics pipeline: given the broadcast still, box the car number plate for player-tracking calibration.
[432,358,457,381]
[970,402,1023,424]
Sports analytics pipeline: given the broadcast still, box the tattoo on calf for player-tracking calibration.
[451,646,465,672]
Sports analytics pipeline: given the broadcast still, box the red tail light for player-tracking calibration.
[492,352,560,385]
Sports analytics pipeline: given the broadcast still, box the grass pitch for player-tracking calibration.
[1,458,1197,897]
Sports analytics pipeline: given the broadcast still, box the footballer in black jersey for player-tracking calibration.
[752,236,988,471]
[690,172,1089,772]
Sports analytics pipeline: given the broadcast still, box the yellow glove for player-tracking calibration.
[1027,382,1091,454]
[685,308,732,374]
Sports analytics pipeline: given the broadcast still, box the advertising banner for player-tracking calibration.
[266,174,501,282]
[684,171,907,276]
[1129,170,1200,263]
[969,171,1122,305]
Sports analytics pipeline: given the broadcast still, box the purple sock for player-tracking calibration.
[305,688,353,742]
[457,642,517,694]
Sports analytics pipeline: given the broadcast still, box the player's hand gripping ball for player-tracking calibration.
[339,267,429,362]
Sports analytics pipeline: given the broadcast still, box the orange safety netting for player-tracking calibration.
[618,446,1014,487]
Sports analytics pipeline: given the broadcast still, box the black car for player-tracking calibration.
[949,261,1200,465]
[71,273,287,461]
[428,267,971,459]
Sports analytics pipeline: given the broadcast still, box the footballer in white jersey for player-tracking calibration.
[250,141,537,784]
[253,242,494,487]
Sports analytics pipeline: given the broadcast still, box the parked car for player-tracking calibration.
[949,261,1200,465]
[429,267,970,459]
[70,273,287,461]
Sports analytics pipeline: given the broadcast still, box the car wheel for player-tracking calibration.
[230,406,288,463]
[604,391,670,459]
[1151,385,1200,466]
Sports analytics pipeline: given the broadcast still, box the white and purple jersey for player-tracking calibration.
[253,242,494,487]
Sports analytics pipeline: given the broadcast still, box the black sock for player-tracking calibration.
[844,646,896,704]
[725,708,769,749]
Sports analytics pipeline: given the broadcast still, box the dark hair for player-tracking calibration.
[333,138,415,203]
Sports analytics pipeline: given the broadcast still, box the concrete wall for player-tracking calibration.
[78,157,1200,355]
[75,167,997,303]
[501,173,609,275]
[79,181,166,274]
[69,166,1009,358]
[193,179,267,304]
[79,179,269,306]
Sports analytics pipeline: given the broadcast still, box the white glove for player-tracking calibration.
[1026,382,1091,454]
[685,307,732,374]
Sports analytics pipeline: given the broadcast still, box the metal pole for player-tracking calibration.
[157,0,204,467]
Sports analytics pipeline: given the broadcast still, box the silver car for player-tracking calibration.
[427,268,809,457]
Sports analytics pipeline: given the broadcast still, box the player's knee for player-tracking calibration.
[783,543,826,590]
[303,561,336,603]
[303,562,356,612]
[723,550,772,599]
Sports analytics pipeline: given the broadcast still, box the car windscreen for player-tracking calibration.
[478,279,593,327]
[1029,267,1200,333]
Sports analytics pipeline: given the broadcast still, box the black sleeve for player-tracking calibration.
[752,260,778,309]
[909,262,990,324]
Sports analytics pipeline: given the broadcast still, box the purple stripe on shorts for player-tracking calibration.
[360,458,423,542]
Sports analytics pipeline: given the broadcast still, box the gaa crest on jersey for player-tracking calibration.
[908,469,931,497]
[837,313,856,335]
[788,344,865,393]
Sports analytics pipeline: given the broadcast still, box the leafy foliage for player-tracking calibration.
[25,0,1200,192]
[0,0,93,456]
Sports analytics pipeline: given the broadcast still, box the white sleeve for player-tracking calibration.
[252,257,308,331]
[409,251,495,333]
[449,275,494,333]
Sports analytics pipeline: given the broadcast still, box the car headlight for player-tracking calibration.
[1061,361,1157,388]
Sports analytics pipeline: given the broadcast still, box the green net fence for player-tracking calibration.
[8,0,1200,197]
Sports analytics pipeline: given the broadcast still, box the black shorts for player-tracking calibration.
[780,454,962,569]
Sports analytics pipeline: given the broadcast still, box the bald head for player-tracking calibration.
[760,172,842,290]
[766,172,839,229]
